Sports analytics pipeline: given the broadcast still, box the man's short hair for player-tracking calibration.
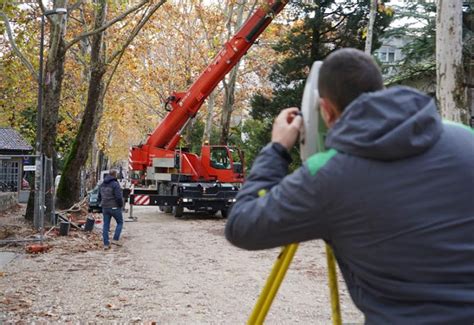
[318,48,384,112]
[109,169,117,178]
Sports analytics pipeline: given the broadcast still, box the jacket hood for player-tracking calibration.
[326,86,443,160]
[103,174,116,184]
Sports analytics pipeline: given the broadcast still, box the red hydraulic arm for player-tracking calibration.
[145,0,288,150]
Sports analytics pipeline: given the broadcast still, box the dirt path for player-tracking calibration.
[0,207,363,323]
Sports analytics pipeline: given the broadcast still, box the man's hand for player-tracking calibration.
[271,107,303,151]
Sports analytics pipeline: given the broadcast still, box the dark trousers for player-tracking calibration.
[102,207,123,246]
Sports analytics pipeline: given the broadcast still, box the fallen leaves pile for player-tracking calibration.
[0,202,104,254]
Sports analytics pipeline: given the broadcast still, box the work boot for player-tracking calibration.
[112,239,123,247]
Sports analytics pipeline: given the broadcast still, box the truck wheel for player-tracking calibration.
[158,184,173,214]
[172,186,183,218]
[160,205,172,213]
[220,209,229,219]
[158,184,166,212]
[173,205,183,218]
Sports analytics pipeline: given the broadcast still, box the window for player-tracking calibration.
[388,51,395,62]
[377,46,397,63]
[0,159,19,192]
[210,147,231,170]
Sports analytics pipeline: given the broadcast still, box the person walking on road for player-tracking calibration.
[98,170,124,250]
[225,48,474,323]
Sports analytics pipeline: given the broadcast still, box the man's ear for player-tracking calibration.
[320,97,340,128]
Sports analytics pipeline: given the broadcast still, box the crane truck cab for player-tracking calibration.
[202,145,245,183]
[128,144,244,219]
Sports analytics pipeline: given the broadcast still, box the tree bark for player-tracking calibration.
[56,0,108,209]
[220,67,238,145]
[219,0,246,145]
[365,0,377,54]
[436,0,468,123]
[26,0,68,221]
[203,91,216,143]
[89,137,99,189]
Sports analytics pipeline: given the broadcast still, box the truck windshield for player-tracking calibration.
[210,147,231,170]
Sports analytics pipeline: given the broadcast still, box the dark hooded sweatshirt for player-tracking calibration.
[226,86,474,323]
[98,174,123,209]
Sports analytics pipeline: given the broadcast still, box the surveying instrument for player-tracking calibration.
[247,62,342,325]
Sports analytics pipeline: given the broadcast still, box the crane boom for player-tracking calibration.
[145,0,288,150]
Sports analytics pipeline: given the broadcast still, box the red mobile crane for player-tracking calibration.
[128,0,288,218]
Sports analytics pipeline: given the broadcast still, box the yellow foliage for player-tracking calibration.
[2,0,285,167]
[378,4,394,17]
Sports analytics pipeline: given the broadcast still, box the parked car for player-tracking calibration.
[88,186,101,213]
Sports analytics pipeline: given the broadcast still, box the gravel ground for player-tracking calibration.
[0,206,364,323]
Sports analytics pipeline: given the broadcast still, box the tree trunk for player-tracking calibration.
[25,180,35,221]
[97,149,106,180]
[469,79,474,127]
[203,91,216,143]
[184,118,195,147]
[219,67,238,145]
[365,0,377,54]
[26,0,68,221]
[56,0,108,209]
[436,0,468,123]
[89,136,99,188]
[310,3,323,60]
[42,43,66,219]
[219,0,246,145]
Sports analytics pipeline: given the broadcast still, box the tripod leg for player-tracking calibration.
[248,243,299,325]
[326,244,342,325]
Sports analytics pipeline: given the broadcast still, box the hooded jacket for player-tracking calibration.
[98,174,124,209]
[225,86,474,323]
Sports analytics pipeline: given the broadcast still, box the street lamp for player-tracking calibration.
[34,7,67,234]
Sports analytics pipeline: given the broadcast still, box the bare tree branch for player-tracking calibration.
[65,0,151,51]
[244,0,258,22]
[70,47,88,67]
[35,0,54,24]
[68,0,85,12]
[104,0,166,93]
[45,0,68,68]
[0,11,37,80]
[36,0,46,16]
[131,93,166,119]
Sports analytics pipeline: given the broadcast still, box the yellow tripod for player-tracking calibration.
[247,243,341,325]
[248,61,341,324]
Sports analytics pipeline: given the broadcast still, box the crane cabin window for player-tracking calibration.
[210,147,231,170]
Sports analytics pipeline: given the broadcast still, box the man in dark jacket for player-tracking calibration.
[98,170,124,250]
[225,48,474,323]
